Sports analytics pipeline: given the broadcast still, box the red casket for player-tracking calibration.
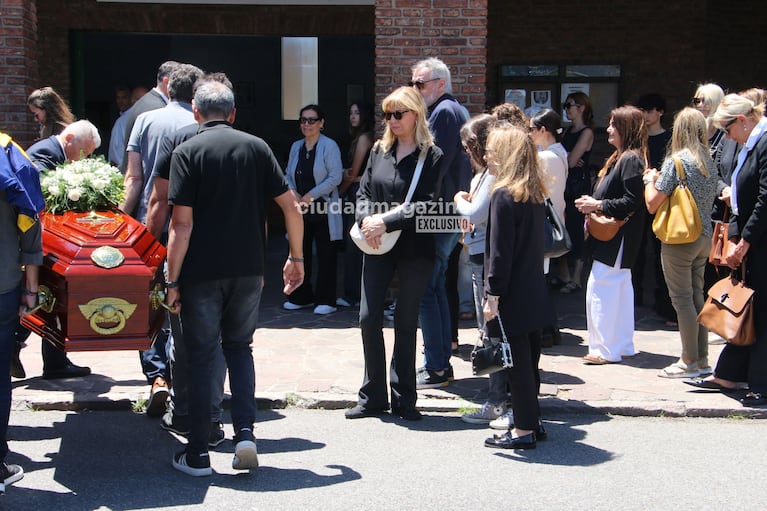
[21,210,167,351]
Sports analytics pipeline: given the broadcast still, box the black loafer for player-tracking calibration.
[344,405,387,419]
[42,363,91,380]
[392,408,422,421]
[741,392,767,407]
[484,431,536,450]
[683,377,729,391]
[509,421,548,441]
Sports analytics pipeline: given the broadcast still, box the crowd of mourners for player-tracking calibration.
[2,57,766,486]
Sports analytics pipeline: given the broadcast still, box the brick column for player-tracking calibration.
[0,0,38,147]
[375,0,487,119]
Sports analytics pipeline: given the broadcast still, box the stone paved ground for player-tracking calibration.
[11,241,766,419]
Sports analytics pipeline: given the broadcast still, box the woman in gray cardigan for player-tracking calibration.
[283,104,343,315]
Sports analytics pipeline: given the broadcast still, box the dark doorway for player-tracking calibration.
[75,32,375,167]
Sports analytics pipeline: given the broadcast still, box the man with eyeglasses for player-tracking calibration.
[409,57,472,389]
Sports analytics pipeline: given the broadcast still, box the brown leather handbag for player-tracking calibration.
[586,212,627,242]
[697,266,755,346]
[709,208,732,266]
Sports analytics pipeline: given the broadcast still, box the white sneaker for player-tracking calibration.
[283,301,314,311]
[313,305,337,315]
[461,402,507,424]
[489,409,514,430]
[232,429,259,470]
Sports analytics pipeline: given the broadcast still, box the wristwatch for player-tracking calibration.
[643,176,654,185]
[166,281,179,289]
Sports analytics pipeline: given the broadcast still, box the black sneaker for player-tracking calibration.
[209,421,225,448]
[0,463,24,494]
[232,428,258,470]
[172,449,212,477]
[160,411,190,436]
[416,369,449,389]
[445,364,455,381]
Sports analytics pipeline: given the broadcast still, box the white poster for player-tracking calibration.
[504,89,526,109]
[524,90,552,117]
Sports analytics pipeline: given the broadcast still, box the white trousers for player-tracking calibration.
[586,246,636,362]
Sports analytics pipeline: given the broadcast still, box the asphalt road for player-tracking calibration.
[2,408,762,510]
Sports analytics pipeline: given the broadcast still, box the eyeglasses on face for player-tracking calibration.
[299,117,320,125]
[383,110,411,121]
[407,78,440,90]
[563,102,581,109]
[719,117,737,136]
[692,97,706,106]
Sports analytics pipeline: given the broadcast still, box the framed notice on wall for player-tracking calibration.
[498,64,621,129]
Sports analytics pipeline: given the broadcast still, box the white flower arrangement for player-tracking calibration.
[41,156,125,214]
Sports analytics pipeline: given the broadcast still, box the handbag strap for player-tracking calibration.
[402,148,428,205]
[672,156,688,187]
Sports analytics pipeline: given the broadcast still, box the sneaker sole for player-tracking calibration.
[489,421,512,430]
[232,441,259,470]
[173,455,212,477]
[3,467,24,487]
[461,416,496,424]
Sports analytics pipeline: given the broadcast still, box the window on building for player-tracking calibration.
[282,37,318,121]
[498,64,621,128]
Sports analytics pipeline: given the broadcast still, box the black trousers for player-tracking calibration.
[357,252,433,411]
[487,324,541,431]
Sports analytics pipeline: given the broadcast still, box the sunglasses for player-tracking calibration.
[692,97,705,106]
[383,110,411,121]
[299,117,320,125]
[719,117,737,136]
[407,78,440,90]
[563,102,581,109]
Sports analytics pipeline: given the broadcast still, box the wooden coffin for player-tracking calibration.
[21,210,167,351]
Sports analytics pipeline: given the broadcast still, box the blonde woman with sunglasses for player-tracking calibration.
[345,87,443,421]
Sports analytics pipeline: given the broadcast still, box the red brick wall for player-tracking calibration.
[375,0,488,117]
[487,0,764,118]
[0,0,38,144]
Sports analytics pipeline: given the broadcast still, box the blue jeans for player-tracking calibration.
[420,232,460,371]
[0,286,20,462]
[180,276,263,454]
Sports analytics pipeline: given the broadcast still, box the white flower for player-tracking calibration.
[68,188,82,202]
[47,185,61,197]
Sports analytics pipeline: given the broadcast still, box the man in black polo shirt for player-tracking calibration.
[165,81,304,476]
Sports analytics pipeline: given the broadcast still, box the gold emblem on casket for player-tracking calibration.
[78,298,137,335]
[91,246,124,269]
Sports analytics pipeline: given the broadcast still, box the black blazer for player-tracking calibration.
[26,135,65,171]
[484,188,549,336]
[588,151,646,269]
[729,130,767,296]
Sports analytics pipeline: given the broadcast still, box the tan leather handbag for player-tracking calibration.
[709,208,732,266]
[697,266,755,346]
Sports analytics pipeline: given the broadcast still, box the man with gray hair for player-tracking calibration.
[21,119,101,380]
[410,57,472,390]
[165,80,305,476]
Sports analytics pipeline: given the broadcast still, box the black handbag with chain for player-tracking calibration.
[471,315,514,376]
